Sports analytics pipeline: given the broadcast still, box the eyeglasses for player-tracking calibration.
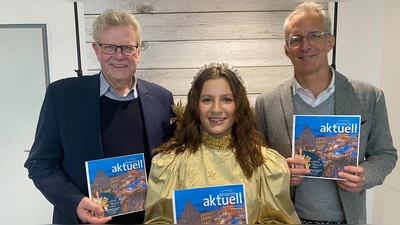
[287,32,329,49]
[97,43,139,56]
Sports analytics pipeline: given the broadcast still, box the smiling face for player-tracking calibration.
[92,25,140,88]
[284,11,334,77]
[199,78,236,138]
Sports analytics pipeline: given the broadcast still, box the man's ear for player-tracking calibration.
[136,47,141,63]
[327,34,335,52]
[92,42,99,52]
[92,42,101,61]
[284,45,290,58]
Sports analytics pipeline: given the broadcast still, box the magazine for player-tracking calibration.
[292,115,361,180]
[172,184,247,224]
[85,153,147,217]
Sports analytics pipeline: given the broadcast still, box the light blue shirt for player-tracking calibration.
[292,67,335,107]
[99,72,138,101]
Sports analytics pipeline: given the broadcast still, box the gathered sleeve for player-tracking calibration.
[257,147,301,224]
[144,152,180,224]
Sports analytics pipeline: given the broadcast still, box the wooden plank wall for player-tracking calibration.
[83,2,328,105]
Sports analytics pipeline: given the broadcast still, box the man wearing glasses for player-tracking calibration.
[25,9,175,224]
[255,2,397,224]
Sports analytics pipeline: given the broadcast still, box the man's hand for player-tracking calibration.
[286,157,310,186]
[337,166,365,193]
[77,197,112,224]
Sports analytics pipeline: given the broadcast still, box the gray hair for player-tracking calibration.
[92,9,142,46]
[283,2,332,46]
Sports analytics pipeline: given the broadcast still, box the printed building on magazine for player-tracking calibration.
[295,124,358,153]
[177,199,246,224]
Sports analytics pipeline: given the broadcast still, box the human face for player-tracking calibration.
[284,11,334,77]
[92,25,140,87]
[199,78,236,138]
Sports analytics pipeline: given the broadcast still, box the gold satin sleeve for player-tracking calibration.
[144,152,179,224]
[257,147,301,224]
[144,147,300,224]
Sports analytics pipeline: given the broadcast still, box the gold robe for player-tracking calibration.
[144,133,300,224]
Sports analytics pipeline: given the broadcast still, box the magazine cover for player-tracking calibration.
[292,115,361,180]
[85,153,147,217]
[172,184,247,224]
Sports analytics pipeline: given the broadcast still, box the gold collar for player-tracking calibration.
[201,132,231,150]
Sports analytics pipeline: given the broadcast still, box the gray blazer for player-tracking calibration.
[255,71,397,224]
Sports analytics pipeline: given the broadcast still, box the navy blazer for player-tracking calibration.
[24,74,175,224]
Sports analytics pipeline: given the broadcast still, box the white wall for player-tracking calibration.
[373,2,400,224]
[0,2,81,224]
[335,1,400,224]
[0,2,81,82]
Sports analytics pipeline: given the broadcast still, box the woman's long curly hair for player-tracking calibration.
[154,66,266,178]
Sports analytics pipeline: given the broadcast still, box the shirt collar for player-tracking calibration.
[292,66,336,96]
[99,72,138,98]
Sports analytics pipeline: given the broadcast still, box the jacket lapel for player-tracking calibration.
[334,72,365,118]
[81,74,103,158]
[136,80,156,151]
[280,79,295,150]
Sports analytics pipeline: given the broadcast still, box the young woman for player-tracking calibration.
[144,62,300,224]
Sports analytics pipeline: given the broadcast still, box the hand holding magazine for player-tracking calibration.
[292,115,361,180]
[85,153,148,217]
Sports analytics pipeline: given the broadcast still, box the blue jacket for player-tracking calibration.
[24,73,175,223]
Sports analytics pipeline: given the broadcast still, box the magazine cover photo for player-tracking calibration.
[85,153,148,217]
[292,115,361,180]
[172,184,247,224]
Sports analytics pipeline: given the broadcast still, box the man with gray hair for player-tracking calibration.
[255,2,397,224]
[25,9,175,224]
